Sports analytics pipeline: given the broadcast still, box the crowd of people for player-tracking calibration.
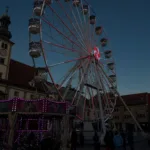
[69,128,135,150]
[1,127,149,150]
[103,129,134,150]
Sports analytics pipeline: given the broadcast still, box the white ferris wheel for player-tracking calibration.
[28,0,143,135]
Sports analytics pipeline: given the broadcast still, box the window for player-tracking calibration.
[124,115,131,119]
[87,110,90,117]
[113,116,119,119]
[1,43,8,49]
[14,91,19,97]
[0,57,5,64]
[137,114,145,118]
[4,44,8,49]
[114,108,119,112]
[1,43,4,48]
[30,94,34,99]
[0,72,2,79]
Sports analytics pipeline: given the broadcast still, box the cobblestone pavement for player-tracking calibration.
[77,140,150,150]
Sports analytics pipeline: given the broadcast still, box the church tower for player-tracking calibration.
[0,7,14,80]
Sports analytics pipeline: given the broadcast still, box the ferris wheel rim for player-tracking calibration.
[29,0,117,124]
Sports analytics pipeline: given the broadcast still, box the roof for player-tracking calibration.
[0,59,78,98]
[91,92,148,107]
[0,59,47,93]
[116,92,148,106]
[9,59,35,86]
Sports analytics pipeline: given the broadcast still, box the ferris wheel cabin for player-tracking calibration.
[34,67,48,83]
[90,15,96,24]
[73,0,80,7]
[82,5,88,15]
[101,38,108,47]
[95,26,102,35]
[29,41,41,58]
[104,50,112,58]
[109,75,116,82]
[33,0,43,16]
[107,62,115,70]
[28,18,40,34]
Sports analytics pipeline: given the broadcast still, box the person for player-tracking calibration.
[40,132,54,150]
[93,132,100,150]
[71,129,77,150]
[120,129,126,150]
[113,131,123,150]
[127,130,134,150]
[79,131,84,147]
[104,129,114,150]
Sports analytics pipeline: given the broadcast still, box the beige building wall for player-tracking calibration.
[0,39,13,80]
[113,104,148,131]
[0,85,6,92]
[0,83,48,100]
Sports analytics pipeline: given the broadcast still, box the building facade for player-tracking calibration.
[113,93,149,131]
[0,11,57,101]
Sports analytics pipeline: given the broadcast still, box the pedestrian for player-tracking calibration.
[120,129,126,150]
[79,131,84,147]
[93,132,100,150]
[127,130,134,150]
[40,132,54,150]
[113,131,123,150]
[104,129,115,150]
[70,129,77,150]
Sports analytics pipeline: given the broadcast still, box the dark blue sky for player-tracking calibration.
[0,0,150,95]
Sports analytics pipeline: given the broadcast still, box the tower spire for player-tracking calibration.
[0,6,12,39]
[5,6,9,15]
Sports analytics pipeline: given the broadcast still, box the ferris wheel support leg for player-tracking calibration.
[98,64,147,137]
[94,60,106,140]
[61,115,70,150]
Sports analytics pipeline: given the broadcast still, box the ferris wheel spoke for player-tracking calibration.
[94,59,106,134]
[43,40,80,53]
[98,63,144,132]
[72,59,90,105]
[80,0,91,50]
[42,16,88,54]
[75,59,91,106]
[56,1,88,51]
[57,63,79,89]
[98,63,116,87]
[87,67,100,120]
[96,66,113,114]
[46,3,87,51]
[91,23,96,50]
[97,65,116,108]
[62,62,84,101]
[47,55,89,68]
[62,77,74,99]
[69,4,89,52]
[75,1,91,47]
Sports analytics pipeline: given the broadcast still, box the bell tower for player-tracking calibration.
[0,7,14,80]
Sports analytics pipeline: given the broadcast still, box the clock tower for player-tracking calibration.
[0,7,14,80]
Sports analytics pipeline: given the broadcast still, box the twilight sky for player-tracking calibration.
[0,0,150,95]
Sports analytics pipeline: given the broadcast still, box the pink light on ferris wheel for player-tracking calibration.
[93,46,100,60]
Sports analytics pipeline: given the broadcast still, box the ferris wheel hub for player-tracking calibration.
[91,46,101,60]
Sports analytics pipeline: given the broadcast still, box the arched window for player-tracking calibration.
[4,44,8,49]
[1,43,5,48]
[1,43,8,49]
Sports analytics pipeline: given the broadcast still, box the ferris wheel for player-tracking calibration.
[28,0,118,134]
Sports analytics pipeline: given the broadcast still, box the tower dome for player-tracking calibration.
[0,7,12,39]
